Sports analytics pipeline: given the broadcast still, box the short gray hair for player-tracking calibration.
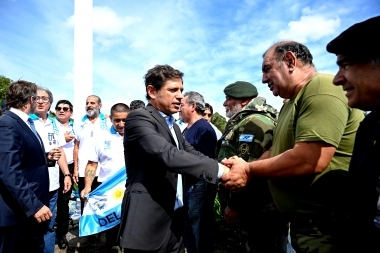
[37,86,53,104]
[183,91,205,115]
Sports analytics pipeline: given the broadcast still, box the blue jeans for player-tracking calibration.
[44,190,58,253]
[183,181,217,253]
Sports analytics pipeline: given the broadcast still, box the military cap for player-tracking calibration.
[223,81,258,99]
[326,15,380,58]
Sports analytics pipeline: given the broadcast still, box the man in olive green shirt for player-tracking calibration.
[221,41,364,253]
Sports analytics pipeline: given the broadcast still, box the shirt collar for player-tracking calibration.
[81,112,106,122]
[158,111,174,128]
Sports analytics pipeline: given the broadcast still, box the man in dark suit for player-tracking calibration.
[119,65,229,253]
[0,80,60,253]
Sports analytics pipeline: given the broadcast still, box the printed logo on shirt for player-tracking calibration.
[104,140,111,150]
[239,134,254,142]
[48,132,58,146]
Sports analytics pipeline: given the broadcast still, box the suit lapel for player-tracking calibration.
[5,111,46,155]
[146,104,178,146]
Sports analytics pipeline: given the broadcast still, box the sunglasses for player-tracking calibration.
[55,107,71,112]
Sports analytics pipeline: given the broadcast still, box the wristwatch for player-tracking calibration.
[64,174,72,178]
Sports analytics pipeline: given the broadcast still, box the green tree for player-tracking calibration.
[0,75,12,115]
[211,112,227,133]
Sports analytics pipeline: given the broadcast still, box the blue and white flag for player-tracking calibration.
[79,166,127,236]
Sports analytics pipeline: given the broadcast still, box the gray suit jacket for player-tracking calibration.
[119,104,219,250]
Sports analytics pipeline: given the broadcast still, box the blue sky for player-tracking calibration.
[1,0,379,118]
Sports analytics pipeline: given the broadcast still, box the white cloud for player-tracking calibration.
[278,12,341,43]
[92,6,141,37]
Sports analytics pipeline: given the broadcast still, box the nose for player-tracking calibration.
[332,68,345,86]
[223,99,227,107]
[262,73,269,83]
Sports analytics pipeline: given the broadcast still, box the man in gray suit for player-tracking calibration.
[119,65,229,253]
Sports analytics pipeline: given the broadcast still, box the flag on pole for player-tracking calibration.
[79,166,127,236]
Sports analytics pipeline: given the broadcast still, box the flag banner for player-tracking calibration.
[79,166,127,236]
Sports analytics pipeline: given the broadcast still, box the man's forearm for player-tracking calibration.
[57,148,70,175]
[248,142,336,178]
[84,162,98,189]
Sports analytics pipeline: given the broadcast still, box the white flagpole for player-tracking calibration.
[74,0,93,120]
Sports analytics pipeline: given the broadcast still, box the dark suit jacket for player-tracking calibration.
[119,104,219,250]
[0,110,49,227]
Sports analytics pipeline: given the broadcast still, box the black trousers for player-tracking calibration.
[55,163,74,237]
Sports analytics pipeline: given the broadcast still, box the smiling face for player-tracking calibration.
[148,78,183,115]
[223,96,243,118]
[333,54,380,111]
[110,111,128,136]
[262,48,292,98]
[85,96,101,118]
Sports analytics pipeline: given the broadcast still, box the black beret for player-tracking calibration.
[326,15,380,57]
[223,81,258,99]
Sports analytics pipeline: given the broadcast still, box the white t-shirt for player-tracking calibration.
[31,114,65,192]
[55,119,75,164]
[74,114,111,177]
[210,122,223,140]
[87,126,125,182]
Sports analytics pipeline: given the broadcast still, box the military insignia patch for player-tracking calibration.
[239,134,254,142]
[239,143,250,156]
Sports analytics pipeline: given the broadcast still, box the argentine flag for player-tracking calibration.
[79,166,127,236]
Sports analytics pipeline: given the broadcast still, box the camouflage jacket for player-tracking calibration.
[216,97,279,214]
[216,96,277,162]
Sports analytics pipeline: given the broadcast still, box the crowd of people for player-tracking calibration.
[0,15,379,253]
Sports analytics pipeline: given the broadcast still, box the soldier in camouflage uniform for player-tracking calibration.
[216,81,288,253]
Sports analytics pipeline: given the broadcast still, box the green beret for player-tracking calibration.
[223,81,258,99]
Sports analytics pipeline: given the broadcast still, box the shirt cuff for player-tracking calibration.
[217,163,225,179]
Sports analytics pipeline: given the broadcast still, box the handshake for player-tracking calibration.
[219,156,251,191]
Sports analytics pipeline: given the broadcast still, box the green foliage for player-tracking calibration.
[49,111,56,118]
[211,112,227,133]
[0,75,12,115]
[0,75,12,101]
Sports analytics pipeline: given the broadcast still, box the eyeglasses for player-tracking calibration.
[203,113,212,117]
[36,96,50,103]
[55,106,71,112]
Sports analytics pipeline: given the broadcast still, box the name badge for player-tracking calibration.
[239,134,254,142]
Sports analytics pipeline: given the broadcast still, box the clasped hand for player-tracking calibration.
[220,156,251,191]
[47,148,61,161]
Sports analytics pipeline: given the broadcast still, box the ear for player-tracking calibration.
[284,51,296,72]
[191,103,197,112]
[147,85,157,99]
[241,98,251,107]
[99,103,103,109]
